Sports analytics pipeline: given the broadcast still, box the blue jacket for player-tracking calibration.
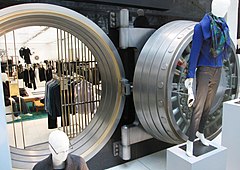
[187,14,229,78]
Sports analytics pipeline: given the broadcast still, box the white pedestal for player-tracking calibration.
[166,141,227,170]
[222,99,240,170]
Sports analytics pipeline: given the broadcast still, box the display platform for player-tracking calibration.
[222,99,240,170]
[167,140,227,170]
[179,141,217,157]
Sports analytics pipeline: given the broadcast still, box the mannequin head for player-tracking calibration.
[48,130,69,165]
[1,72,8,82]
[137,9,144,16]
[211,0,231,18]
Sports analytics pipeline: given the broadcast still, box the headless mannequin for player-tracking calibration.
[185,0,231,157]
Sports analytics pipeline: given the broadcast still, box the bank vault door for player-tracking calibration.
[0,3,125,169]
[1,3,239,169]
[133,20,239,144]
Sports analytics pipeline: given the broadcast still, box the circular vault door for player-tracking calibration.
[133,21,239,144]
[0,3,125,169]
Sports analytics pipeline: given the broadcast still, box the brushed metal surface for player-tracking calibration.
[133,20,239,144]
[0,3,125,169]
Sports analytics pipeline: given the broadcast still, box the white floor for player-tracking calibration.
[12,150,167,170]
[7,111,222,170]
[6,116,54,149]
[106,150,167,170]
[106,133,222,170]
[11,135,222,170]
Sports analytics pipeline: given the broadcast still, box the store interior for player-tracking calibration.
[0,26,101,150]
[0,0,239,169]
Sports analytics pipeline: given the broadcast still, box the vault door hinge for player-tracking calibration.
[121,79,131,96]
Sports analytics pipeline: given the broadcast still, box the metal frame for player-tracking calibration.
[0,3,125,169]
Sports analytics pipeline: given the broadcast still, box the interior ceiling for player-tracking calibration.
[0,26,57,46]
[0,26,57,49]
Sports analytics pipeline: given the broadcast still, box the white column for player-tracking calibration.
[0,62,12,170]
[226,0,239,46]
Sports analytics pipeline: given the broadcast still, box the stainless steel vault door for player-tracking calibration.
[133,20,240,144]
[0,3,125,169]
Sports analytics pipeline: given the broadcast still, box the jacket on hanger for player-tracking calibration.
[2,81,11,106]
[23,67,36,89]
[19,47,32,64]
[38,66,46,82]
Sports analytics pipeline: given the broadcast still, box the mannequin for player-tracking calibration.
[49,130,69,169]
[185,0,231,157]
[33,130,89,170]
[133,9,149,28]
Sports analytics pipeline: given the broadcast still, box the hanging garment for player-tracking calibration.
[46,67,53,82]
[19,47,32,64]
[38,66,46,82]
[17,65,24,79]
[2,81,11,106]
[74,80,96,114]
[44,79,65,129]
[23,68,37,90]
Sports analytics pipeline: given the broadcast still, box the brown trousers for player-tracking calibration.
[188,66,222,141]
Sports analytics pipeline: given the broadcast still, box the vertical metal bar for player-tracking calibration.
[84,45,88,128]
[13,30,26,149]
[13,31,18,66]
[62,30,67,134]
[89,49,93,122]
[82,42,86,129]
[77,39,82,132]
[96,57,100,116]
[62,30,68,133]
[73,35,79,135]
[87,48,91,125]
[4,33,18,147]
[10,99,17,148]
[90,52,95,119]
[68,32,75,138]
[61,30,68,134]
[57,29,65,130]
[94,58,97,118]
[18,96,26,149]
[64,31,71,137]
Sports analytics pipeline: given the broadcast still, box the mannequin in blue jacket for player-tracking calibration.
[185,0,231,157]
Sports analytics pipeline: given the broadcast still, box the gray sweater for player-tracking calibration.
[32,154,89,170]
